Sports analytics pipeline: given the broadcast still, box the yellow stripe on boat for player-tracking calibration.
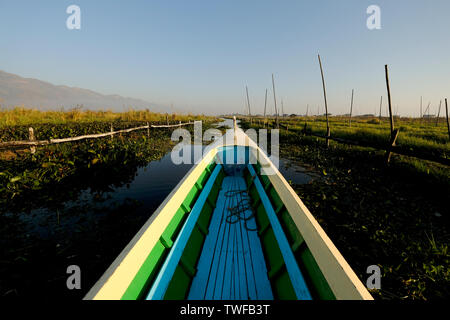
[87,148,218,300]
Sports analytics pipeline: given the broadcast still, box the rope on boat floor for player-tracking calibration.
[225,173,257,231]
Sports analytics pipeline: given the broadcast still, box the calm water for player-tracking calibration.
[15,119,315,238]
[14,150,194,239]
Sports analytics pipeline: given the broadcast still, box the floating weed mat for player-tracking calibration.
[279,137,449,300]
[0,130,172,214]
[0,120,219,213]
[241,117,450,164]
[241,120,449,300]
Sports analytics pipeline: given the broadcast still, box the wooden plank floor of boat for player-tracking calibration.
[188,174,273,300]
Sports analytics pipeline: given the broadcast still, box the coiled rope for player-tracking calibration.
[225,175,257,231]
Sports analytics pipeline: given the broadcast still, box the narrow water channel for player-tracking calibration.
[1,119,317,299]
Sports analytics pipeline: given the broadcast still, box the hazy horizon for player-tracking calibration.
[1,0,449,116]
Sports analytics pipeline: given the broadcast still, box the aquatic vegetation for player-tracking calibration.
[0,116,219,299]
[241,119,449,300]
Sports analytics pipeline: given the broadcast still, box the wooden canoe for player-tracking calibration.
[84,122,373,300]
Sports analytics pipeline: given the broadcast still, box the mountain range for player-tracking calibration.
[0,70,165,112]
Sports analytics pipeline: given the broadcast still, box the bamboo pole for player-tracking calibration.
[385,65,394,134]
[445,98,450,140]
[349,89,354,127]
[150,122,192,128]
[318,54,330,146]
[29,127,36,154]
[246,85,252,123]
[272,73,279,129]
[384,65,399,163]
[436,100,442,126]
[424,102,431,120]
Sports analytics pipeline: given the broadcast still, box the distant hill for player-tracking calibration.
[0,70,165,112]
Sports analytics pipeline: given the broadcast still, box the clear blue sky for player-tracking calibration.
[0,0,449,116]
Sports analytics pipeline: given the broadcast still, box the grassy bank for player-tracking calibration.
[0,107,214,127]
[246,116,450,161]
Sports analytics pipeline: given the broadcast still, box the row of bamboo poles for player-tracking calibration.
[241,56,449,166]
[242,56,450,144]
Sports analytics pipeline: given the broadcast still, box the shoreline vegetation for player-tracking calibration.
[0,106,213,126]
[0,107,219,213]
[240,117,449,300]
[0,107,219,299]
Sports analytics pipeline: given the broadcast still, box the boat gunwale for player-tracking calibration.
[84,147,219,300]
[85,127,244,300]
[241,136,373,300]
[85,123,373,300]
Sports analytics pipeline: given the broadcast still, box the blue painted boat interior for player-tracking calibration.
[188,166,273,300]
[146,164,223,300]
[147,145,312,300]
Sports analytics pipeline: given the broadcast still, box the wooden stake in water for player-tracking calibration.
[445,98,450,140]
[246,85,252,123]
[29,127,36,154]
[318,54,330,146]
[349,89,354,127]
[384,65,399,163]
[424,102,431,120]
[385,65,394,134]
[436,100,442,126]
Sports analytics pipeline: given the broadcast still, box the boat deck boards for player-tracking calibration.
[188,173,273,300]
